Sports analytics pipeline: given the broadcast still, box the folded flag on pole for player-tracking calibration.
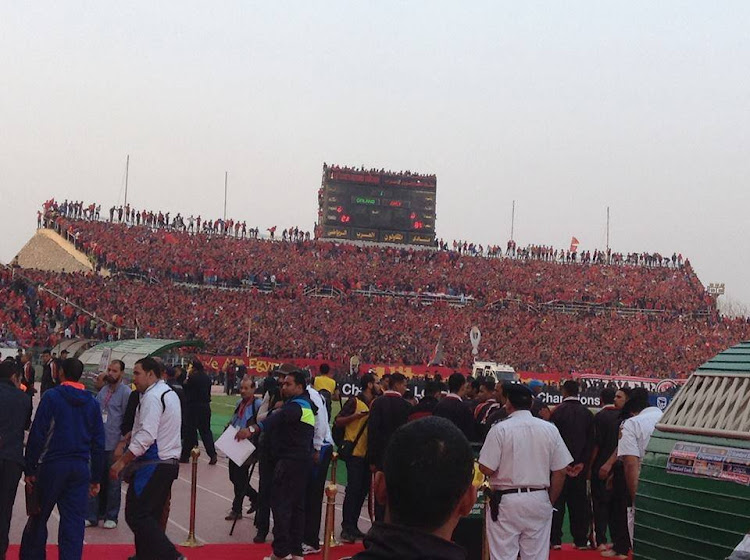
[428,334,444,366]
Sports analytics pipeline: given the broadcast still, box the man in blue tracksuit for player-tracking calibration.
[21,358,105,560]
[238,368,316,560]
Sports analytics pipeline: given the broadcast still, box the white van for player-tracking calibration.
[472,361,519,383]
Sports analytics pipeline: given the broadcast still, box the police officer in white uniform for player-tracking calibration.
[479,384,573,560]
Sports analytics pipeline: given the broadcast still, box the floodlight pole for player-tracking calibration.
[223,171,228,222]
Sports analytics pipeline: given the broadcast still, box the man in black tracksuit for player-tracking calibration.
[181,360,217,464]
[433,373,477,442]
[367,373,412,522]
[39,349,57,396]
[367,373,412,471]
[550,380,595,549]
[591,388,630,554]
[238,369,316,560]
[0,362,32,559]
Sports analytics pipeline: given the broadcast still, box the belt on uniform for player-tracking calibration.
[488,487,547,522]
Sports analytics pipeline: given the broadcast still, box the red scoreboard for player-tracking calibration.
[317,164,436,246]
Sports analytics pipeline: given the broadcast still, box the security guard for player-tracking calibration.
[479,384,572,560]
[238,369,316,560]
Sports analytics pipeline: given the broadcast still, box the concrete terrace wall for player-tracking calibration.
[13,229,93,273]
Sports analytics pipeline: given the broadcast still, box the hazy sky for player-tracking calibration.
[2,2,749,308]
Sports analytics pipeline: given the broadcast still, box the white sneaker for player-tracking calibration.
[301,543,321,555]
[102,520,117,529]
[84,520,95,528]
[262,556,292,560]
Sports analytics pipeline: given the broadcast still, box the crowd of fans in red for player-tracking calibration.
[8,200,744,377]
[44,209,712,314]
[5,266,748,378]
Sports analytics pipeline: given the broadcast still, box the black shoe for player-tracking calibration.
[340,529,358,543]
[253,530,267,544]
[209,456,218,465]
[352,528,366,540]
[246,502,257,515]
[225,510,242,521]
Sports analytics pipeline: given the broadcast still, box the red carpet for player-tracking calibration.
[5,543,623,559]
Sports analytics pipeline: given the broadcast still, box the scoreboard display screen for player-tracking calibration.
[318,165,436,246]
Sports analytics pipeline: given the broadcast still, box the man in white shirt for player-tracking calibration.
[110,357,184,560]
[617,388,662,548]
[302,381,334,554]
[479,384,573,560]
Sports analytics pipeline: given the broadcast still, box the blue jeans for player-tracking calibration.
[20,459,89,560]
[87,451,121,523]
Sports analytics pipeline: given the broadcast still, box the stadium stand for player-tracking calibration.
[5,199,746,378]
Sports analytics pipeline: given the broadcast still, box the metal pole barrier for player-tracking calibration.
[481,480,491,560]
[322,483,338,560]
[330,451,338,485]
[327,452,340,548]
[181,446,203,547]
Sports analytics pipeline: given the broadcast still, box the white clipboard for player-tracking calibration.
[215,425,256,465]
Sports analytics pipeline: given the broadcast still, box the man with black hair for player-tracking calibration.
[353,417,476,560]
[313,363,336,418]
[407,379,441,422]
[336,373,379,542]
[479,383,572,560]
[21,351,35,397]
[368,372,411,471]
[110,356,185,560]
[367,372,412,523]
[238,368,316,560]
[251,368,288,544]
[473,377,498,436]
[550,380,595,550]
[434,373,476,441]
[182,359,217,464]
[528,380,551,420]
[39,348,58,395]
[21,358,105,560]
[618,387,662,547]
[0,361,32,560]
[589,388,622,552]
[302,370,333,555]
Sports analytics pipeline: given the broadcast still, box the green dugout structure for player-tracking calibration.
[635,341,750,559]
[77,338,204,388]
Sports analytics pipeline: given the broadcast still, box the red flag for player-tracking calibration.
[267,226,277,234]
[569,236,580,253]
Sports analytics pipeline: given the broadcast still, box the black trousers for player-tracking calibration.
[254,453,275,533]
[609,464,632,555]
[551,474,590,548]
[591,474,611,546]
[303,445,332,548]
[342,456,370,532]
[271,458,311,558]
[228,460,258,513]
[124,463,180,560]
[0,459,22,560]
[183,404,216,459]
